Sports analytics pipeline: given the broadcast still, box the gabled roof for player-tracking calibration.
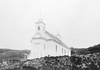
[33,32,42,38]
[45,31,70,50]
[32,31,70,50]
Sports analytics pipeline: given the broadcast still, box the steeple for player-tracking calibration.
[35,11,46,37]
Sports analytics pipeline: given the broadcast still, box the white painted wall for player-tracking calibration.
[28,38,71,59]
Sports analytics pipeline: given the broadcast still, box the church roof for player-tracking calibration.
[45,31,70,50]
[32,31,70,50]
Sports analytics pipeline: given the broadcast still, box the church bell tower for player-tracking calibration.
[35,12,46,37]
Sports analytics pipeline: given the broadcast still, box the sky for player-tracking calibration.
[0,0,100,50]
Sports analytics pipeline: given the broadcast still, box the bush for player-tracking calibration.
[1,53,100,70]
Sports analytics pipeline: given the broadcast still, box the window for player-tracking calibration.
[56,45,57,52]
[43,26,45,31]
[38,26,40,30]
[65,50,66,55]
[62,48,63,54]
[67,51,69,55]
[44,45,45,50]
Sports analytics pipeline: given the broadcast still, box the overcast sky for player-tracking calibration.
[0,0,100,50]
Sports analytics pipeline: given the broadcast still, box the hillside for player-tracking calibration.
[0,49,31,60]
[71,43,100,55]
[87,44,100,53]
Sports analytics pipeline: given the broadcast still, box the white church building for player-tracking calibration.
[28,18,71,59]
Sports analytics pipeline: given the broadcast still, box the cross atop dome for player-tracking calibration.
[56,27,61,39]
[38,10,43,22]
[56,33,61,40]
